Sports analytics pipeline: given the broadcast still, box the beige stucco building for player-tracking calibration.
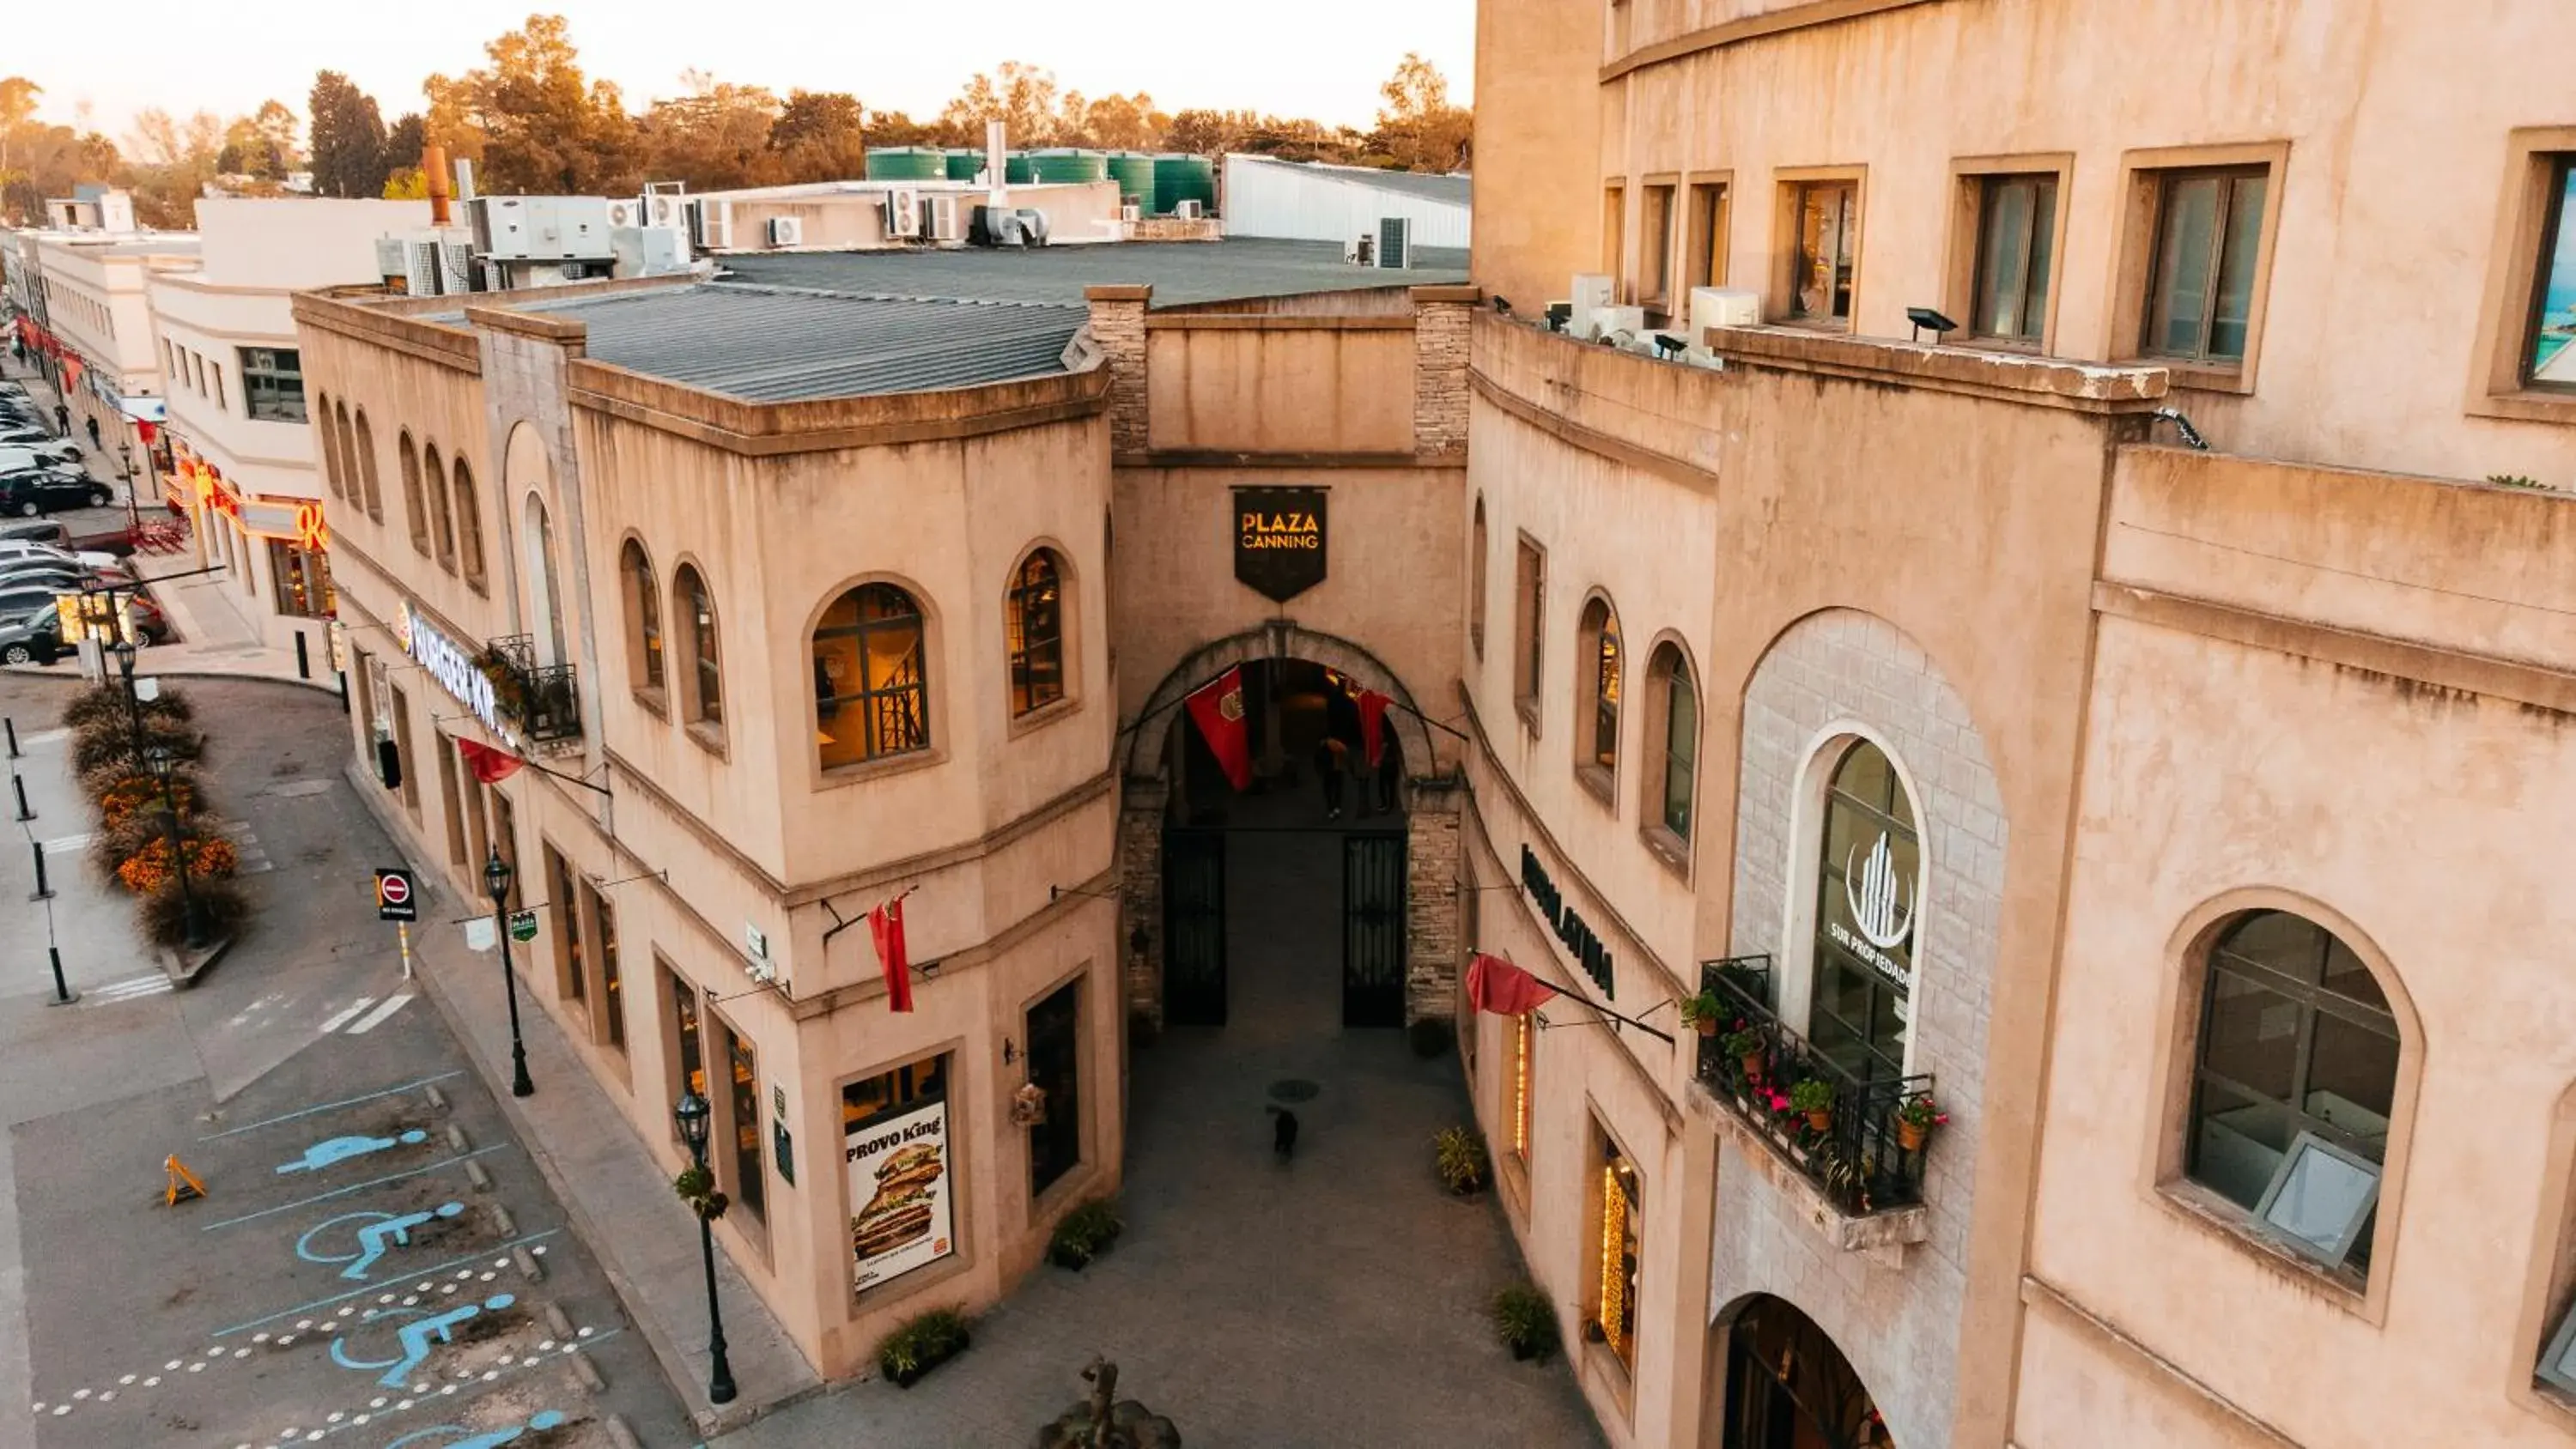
[11,219,197,476]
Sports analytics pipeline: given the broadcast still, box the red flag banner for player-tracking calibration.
[454,737,526,785]
[1184,665,1254,791]
[871,897,914,1013]
[1357,690,1392,768]
[1466,954,1558,1016]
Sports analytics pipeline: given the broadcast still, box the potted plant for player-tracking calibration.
[1789,1077,1836,1133]
[876,1306,972,1387]
[1489,1283,1559,1361]
[1895,1093,1948,1151]
[1720,1023,1765,1080]
[1678,989,1724,1037]
[674,1164,730,1222]
[1047,1197,1124,1270]
[1433,1125,1491,1196]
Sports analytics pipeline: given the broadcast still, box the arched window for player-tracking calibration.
[1646,644,1697,844]
[398,431,428,555]
[621,540,665,699]
[423,441,455,573]
[525,495,567,666]
[350,407,381,523]
[1811,739,1919,1082]
[1005,550,1066,717]
[453,461,485,592]
[814,583,928,769]
[1470,496,1489,658]
[2187,910,2397,1273]
[1576,596,1621,779]
[315,394,343,500]
[676,564,722,729]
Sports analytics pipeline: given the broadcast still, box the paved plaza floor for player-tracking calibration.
[726,826,1602,1449]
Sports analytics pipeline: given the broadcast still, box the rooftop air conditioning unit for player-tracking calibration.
[1014,208,1051,246]
[884,188,921,239]
[923,194,965,243]
[440,240,477,294]
[465,196,500,255]
[1346,234,1376,267]
[404,240,443,298]
[605,197,642,229]
[1175,199,1203,221]
[1689,286,1762,335]
[768,215,803,247]
[1375,216,1412,270]
[1121,203,1141,222]
[646,193,683,229]
[375,237,411,292]
[689,198,733,251]
[1570,273,1615,316]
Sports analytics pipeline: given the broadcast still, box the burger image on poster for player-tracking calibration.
[848,1098,955,1290]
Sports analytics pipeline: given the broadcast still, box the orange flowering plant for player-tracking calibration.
[115,834,240,894]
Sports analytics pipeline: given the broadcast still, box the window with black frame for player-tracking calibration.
[1025,979,1081,1197]
[1808,740,1918,1082]
[1005,551,1066,717]
[239,347,304,421]
[2186,910,2397,1274]
[815,583,928,768]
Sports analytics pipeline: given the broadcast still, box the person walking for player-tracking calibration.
[52,401,69,436]
[84,415,101,449]
[1314,735,1350,821]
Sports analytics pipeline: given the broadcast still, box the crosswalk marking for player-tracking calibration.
[39,833,91,853]
[88,974,173,1004]
[343,993,414,1035]
[316,998,375,1034]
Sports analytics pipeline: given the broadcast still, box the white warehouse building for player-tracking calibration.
[1219,155,1470,252]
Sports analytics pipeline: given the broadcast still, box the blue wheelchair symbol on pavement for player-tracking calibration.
[381,1410,567,1448]
[296,1202,468,1281]
[330,1291,516,1388]
[277,1130,431,1175]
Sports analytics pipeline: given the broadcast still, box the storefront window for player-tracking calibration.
[1595,1136,1642,1365]
[266,538,334,620]
[668,970,704,1100]
[1025,979,1082,1197]
[1810,740,1919,1082]
[726,1026,766,1222]
[547,844,584,1003]
[1511,1013,1534,1161]
[1723,1294,1893,1449]
[591,886,624,1053]
[845,1053,955,1293]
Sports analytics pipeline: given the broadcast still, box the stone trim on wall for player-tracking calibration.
[1413,288,1477,459]
[1085,284,1151,458]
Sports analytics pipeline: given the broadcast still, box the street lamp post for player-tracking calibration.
[673,1092,739,1406]
[145,742,208,949]
[483,849,535,1098]
[118,438,139,532]
[111,634,143,759]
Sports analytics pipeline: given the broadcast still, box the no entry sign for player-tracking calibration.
[374,869,418,923]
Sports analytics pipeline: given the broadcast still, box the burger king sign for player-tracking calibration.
[847,1097,953,1291]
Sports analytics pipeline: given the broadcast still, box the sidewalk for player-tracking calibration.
[384,828,825,1439]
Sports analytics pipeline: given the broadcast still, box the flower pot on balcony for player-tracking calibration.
[1695,1017,1718,1038]
[1897,1119,1927,1152]
[1805,1106,1832,1133]
[1740,1052,1765,1080]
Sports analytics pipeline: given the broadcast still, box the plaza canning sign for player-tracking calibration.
[1232,486,1327,603]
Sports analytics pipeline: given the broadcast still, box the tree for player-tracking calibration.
[308,71,390,197]
[385,112,426,172]
[1371,53,1471,173]
[0,79,124,226]
[428,14,637,197]
[769,90,866,181]
[1069,92,1165,152]
[636,71,781,191]
[216,101,298,181]
[937,62,1064,147]
[122,107,224,226]
[861,108,934,149]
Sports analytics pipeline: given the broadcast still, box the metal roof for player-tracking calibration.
[489,238,1468,402]
[514,286,1084,401]
[1227,156,1473,209]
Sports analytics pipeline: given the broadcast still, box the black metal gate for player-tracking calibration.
[1163,828,1227,1025]
[1342,834,1407,1028]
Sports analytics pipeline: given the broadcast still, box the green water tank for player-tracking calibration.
[1028,149,1109,185]
[1153,154,1216,215]
[1005,153,1035,185]
[865,147,947,182]
[944,149,984,180]
[1105,153,1158,214]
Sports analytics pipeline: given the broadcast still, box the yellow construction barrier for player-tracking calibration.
[164,1155,207,1206]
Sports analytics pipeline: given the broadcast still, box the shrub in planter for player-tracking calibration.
[61,682,191,732]
[1490,1283,1559,1361]
[875,1306,972,1387]
[71,716,201,776]
[1678,989,1724,1036]
[94,771,204,828]
[115,834,239,894]
[1433,1125,1491,1196]
[1789,1077,1836,1131]
[1047,1197,1124,1270]
[674,1164,731,1222]
[140,875,249,949]
[1408,1016,1455,1059]
[88,812,167,873]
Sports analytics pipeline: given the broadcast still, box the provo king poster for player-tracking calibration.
[847,1096,954,1292]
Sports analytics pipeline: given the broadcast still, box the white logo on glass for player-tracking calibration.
[1845,833,1914,951]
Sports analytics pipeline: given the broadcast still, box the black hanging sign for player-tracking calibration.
[1232,486,1327,603]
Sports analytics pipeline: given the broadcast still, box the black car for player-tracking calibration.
[0,468,112,516]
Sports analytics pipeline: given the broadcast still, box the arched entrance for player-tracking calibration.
[1119,624,1458,1035]
[1718,1294,1893,1449]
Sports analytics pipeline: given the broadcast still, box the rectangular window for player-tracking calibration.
[1602,185,1626,293]
[1512,539,1545,721]
[1788,180,1858,324]
[434,731,467,867]
[1511,1012,1534,1161]
[1686,182,1729,292]
[211,362,226,412]
[665,964,706,1130]
[190,352,204,396]
[720,1022,766,1222]
[2144,167,2269,363]
[461,772,489,873]
[1640,184,1675,309]
[388,683,418,812]
[2525,157,2576,388]
[1025,977,1083,1197]
[238,347,306,422]
[547,844,585,1003]
[844,1052,954,1292]
[591,884,625,1052]
[265,539,334,619]
[1595,1131,1642,1366]
[1971,173,2058,345]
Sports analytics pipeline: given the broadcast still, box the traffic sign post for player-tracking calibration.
[375,869,419,981]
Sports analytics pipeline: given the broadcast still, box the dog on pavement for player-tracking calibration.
[1266,1104,1301,1161]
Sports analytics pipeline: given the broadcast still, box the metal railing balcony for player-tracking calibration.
[1692,955,1934,1217]
[484,634,582,745]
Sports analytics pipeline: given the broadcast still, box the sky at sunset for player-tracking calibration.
[8,0,1479,138]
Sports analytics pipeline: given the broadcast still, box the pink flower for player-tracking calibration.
[1766,1090,1790,1113]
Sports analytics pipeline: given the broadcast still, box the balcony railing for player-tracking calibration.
[483,635,582,744]
[1692,955,1934,1216]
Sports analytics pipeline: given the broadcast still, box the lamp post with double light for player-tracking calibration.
[110,634,143,759]
[673,1091,739,1405]
[483,848,534,1098]
[145,741,208,949]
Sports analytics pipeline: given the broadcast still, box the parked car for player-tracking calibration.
[0,583,162,646]
[0,518,70,549]
[0,603,60,666]
[0,469,113,516]
[0,537,114,568]
[0,443,82,472]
